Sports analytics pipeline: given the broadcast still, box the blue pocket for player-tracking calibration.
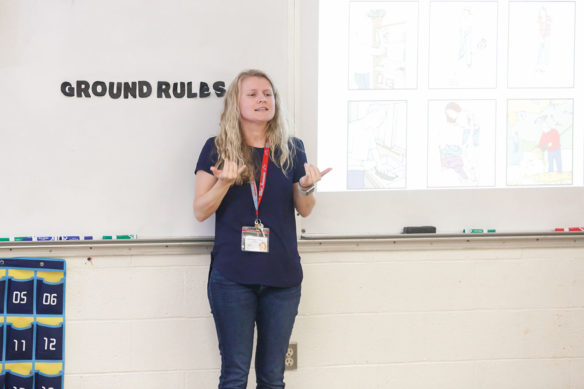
[5,323,34,361]
[6,278,35,314]
[36,279,64,315]
[35,371,63,389]
[5,370,34,389]
[0,322,4,355]
[0,276,6,313]
[35,323,64,361]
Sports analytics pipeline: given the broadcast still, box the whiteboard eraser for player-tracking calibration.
[402,226,436,234]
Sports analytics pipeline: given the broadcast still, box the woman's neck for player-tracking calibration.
[242,123,268,147]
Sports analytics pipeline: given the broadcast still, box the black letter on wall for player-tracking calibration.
[187,82,197,98]
[213,81,226,97]
[172,82,186,98]
[109,82,122,99]
[76,80,91,97]
[123,82,137,99]
[61,82,74,97]
[138,81,152,98]
[92,81,107,97]
[199,82,211,98]
[157,81,171,98]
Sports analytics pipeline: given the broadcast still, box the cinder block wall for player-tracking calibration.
[2,238,583,388]
[290,243,584,389]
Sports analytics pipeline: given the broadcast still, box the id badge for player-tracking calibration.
[241,225,270,253]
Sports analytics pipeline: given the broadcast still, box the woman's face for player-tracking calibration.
[238,76,276,127]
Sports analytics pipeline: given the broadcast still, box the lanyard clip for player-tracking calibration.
[255,219,265,237]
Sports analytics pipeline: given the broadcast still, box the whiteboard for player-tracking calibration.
[0,0,292,238]
[302,187,584,236]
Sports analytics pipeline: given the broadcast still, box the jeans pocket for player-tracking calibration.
[207,268,239,315]
[209,268,237,286]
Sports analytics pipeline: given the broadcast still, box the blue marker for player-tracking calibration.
[83,236,94,240]
[35,236,56,241]
[58,236,81,241]
[14,237,34,241]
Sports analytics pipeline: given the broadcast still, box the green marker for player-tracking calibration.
[14,237,34,241]
[0,238,10,242]
[116,234,137,240]
[102,235,113,240]
[463,228,496,233]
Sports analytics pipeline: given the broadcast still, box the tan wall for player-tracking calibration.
[2,236,583,388]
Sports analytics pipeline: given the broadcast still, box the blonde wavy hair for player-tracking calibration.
[214,69,295,185]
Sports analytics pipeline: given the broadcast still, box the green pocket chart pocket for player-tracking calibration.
[0,257,66,389]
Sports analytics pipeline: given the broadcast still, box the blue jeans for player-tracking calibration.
[547,149,562,173]
[208,267,301,389]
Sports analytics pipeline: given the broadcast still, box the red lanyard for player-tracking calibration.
[250,140,270,222]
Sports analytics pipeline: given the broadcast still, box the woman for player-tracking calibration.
[193,69,330,388]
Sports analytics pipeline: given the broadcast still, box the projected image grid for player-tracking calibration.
[338,0,577,191]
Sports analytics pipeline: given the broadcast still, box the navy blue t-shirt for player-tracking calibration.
[195,137,307,287]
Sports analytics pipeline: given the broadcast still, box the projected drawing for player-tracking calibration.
[507,100,573,186]
[349,2,418,89]
[428,100,496,187]
[429,2,497,88]
[536,6,552,73]
[508,2,575,88]
[347,101,407,189]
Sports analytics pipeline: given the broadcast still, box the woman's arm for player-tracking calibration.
[293,182,316,217]
[193,159,246,222]
[293,163,331,218]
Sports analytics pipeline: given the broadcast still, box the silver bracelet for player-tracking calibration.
[298,183,316,195]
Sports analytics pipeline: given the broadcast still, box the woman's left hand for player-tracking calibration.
[298,163,332,189]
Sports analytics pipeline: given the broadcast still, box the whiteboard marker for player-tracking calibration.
[14,237,33,241]
[555,227,583,232]
[35,236,56,241]
[57,236,81,241]
[463,228,496,233]
[102,234,137,240]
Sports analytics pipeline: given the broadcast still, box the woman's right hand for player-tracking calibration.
[194,159,247,222]
[210,158,247,186]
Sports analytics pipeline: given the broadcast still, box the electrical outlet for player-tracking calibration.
[285,343,297,370]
